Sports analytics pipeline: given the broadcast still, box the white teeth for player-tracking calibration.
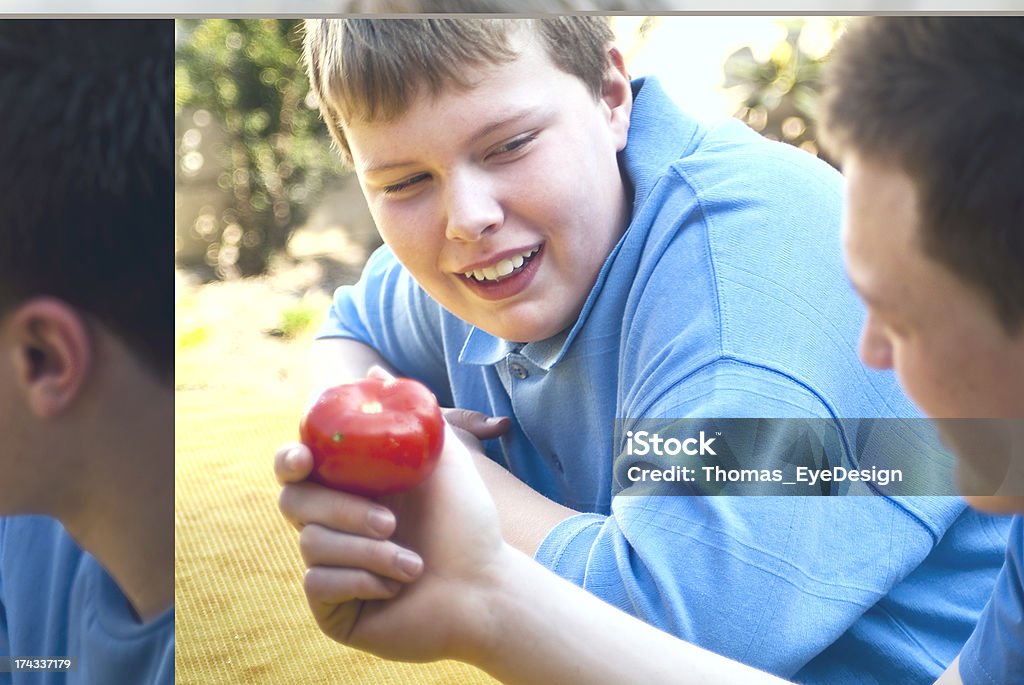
[464,247,539,282]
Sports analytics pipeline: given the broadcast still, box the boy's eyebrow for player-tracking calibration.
[361,107,545,175]
[469,108,541,144]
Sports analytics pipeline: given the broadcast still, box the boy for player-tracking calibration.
[276,17,1006,682]
[0,20,174,684]
[819,17,1023,683]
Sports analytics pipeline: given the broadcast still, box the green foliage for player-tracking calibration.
[176,19,345,278]
[723,18,846,167]
[273,300,319,340]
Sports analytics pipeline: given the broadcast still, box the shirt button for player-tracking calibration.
[509,362,529,380]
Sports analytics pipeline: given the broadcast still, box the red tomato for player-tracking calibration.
[300,377,445,497]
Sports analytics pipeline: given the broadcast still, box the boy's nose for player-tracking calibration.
[443,171,503,242]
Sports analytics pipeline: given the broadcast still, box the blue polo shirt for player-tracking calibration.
[317,77,1007,683]
[0,517,174,684]
[959,515,1023,685]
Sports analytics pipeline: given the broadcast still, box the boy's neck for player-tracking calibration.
[59,387,175,623]
[70,463,175,622]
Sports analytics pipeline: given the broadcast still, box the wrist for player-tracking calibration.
[450,542,536,668]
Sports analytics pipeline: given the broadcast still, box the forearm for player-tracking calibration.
[308,338,396,400]
[469,545,792,685]
[471,451,576,556]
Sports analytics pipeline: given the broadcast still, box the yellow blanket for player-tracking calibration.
[175,389,498,684]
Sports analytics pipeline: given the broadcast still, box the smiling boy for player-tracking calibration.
[0,20,174,684]
[345,37,629,344]
[277,17,1008,682]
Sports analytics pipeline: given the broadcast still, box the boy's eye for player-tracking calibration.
[873,311,908,339]
[489,132,538,159]
[381,173,429,195]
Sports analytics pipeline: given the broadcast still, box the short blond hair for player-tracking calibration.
[303,17,615,165]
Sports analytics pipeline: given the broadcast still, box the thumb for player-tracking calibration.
[366,365,396,381]
[443,408,511,440]
[274,442,315,484]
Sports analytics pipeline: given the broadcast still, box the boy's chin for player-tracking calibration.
[475,317,571,345]
[961,494,1024,515]
[458,301,574,344]
[955,456,1024,514]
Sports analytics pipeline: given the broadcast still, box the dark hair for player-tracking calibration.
[304,16,615,165]
[0,20,174,383]
[819,17,1024,333]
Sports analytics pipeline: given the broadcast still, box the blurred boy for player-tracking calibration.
[819,16,1024,683]
[276,17,1007,683]
[0,20,174,684]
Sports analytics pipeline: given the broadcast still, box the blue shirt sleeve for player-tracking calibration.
[959,515,1024,685]
[315,244,453,402]
[536,363,981,681]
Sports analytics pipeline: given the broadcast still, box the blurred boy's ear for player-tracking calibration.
[5,298,92,419]
[602,45,632,152]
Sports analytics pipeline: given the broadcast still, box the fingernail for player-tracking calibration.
[395,550,423,578]
[285,447,302,472]
[367,508,394,536]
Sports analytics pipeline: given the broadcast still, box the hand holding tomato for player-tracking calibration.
[300,377,445,497]
[275,368,519,662]
[276,424,510,662]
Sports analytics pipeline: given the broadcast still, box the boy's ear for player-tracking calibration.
[5,298,92,419]
[602,45,633,152]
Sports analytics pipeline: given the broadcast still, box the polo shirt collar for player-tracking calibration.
[458,326,569,370]
[622,76,702,212]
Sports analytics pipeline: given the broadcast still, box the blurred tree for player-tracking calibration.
[176,19,345,278]
[723,18,846,168]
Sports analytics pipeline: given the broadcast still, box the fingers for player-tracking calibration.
[300,524,424,583]
[444,407,511,440]
[278,481,396,537]
[274,442,314,485]
[366,364,396,381]
[306,566,402,607]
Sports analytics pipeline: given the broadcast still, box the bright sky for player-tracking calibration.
[612,16,839,124]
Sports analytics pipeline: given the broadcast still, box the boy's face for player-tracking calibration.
[842,153,1024,512]
[345,32,632,343]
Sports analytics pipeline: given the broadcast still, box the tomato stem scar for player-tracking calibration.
[361,401,384,414]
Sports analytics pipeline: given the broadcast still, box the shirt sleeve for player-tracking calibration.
[958,516,1024,685]
[315,244,452,401]
[535,361,972,680]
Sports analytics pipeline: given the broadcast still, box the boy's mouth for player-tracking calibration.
[458,244,544,301]
[462,246,541,283]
